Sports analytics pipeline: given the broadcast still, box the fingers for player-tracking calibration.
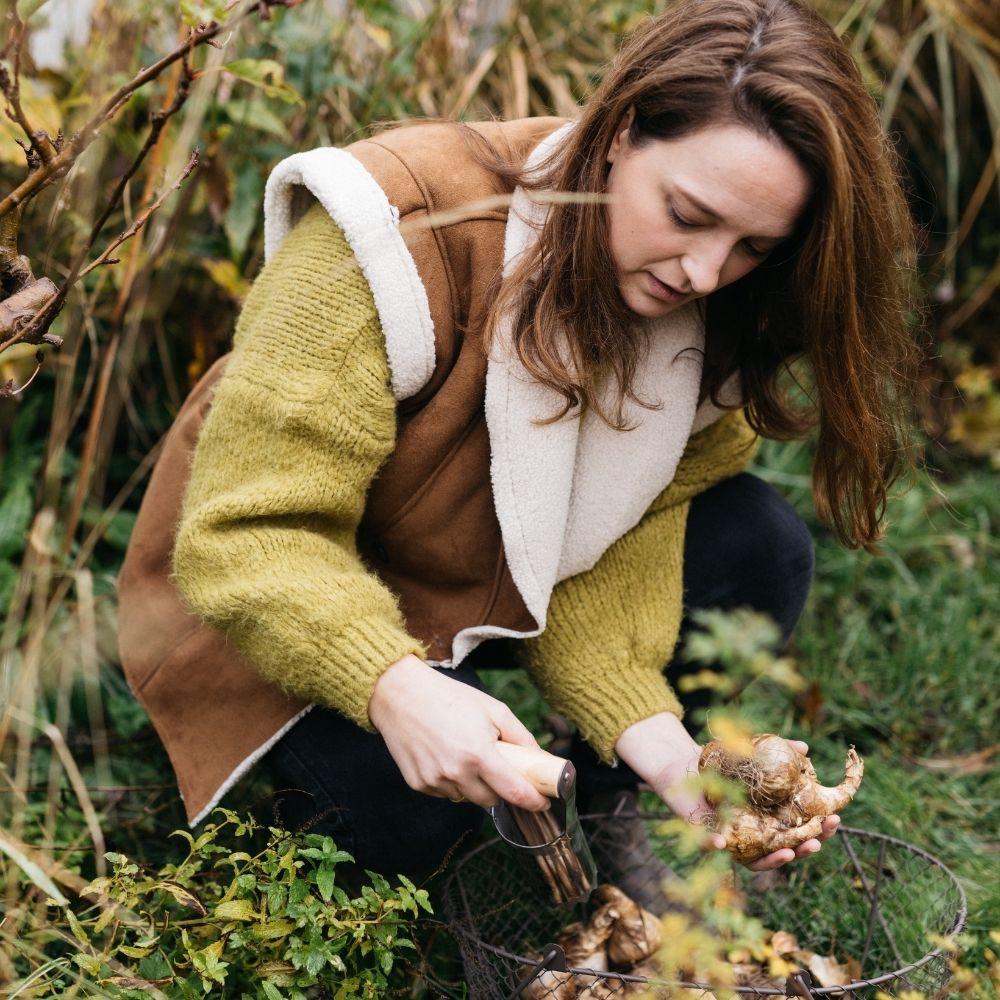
[789,739,809,755]
[492,703,541,749]
[819,814,841,840]
[705,832,727,852]
[746,817,841,871]
[479,746,551,812]
[417,741,550,812]
[747,847,796,872]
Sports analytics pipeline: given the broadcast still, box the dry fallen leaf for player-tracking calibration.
[770,930,800,956]
[908,745,998,776]
[790,949,854,987]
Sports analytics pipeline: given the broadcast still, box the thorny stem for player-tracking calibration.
[6,95,203,355]
[85,72,194,250]
[0,19,59,168]
[0,0,300,223]
[0,0,297,356]
[81,151,200,280]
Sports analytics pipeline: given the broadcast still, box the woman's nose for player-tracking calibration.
[681,244,728,296]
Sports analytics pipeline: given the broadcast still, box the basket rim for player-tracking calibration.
[444,822,969,996]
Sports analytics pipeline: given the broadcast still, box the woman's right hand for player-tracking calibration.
[367,654,550,813]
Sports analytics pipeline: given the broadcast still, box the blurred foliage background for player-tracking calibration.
[0,0,997,994]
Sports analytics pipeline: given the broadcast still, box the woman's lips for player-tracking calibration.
[646,272,686,304]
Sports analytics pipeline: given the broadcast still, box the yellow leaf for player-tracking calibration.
[708,715,755,757]
[362,21,392,52]
[954,364,995,399]
[151,880,207,915]
[767,954,798,978]
[200,258,250,302]
[0,79,62,166]
[117,944,154,959]
[214,898,257,922]
[252,919,295,940]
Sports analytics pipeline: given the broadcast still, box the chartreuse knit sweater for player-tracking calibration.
[174,203,758,761]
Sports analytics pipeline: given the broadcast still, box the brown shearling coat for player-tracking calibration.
[117,118,564,823]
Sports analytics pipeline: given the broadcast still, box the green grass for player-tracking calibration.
[745,439,1000,983]
[475,437,999,994]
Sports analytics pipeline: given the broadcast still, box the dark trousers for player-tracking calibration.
[265,472,814,879]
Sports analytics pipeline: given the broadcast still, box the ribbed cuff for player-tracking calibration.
[310,618,426,731]
[555,660,684,762]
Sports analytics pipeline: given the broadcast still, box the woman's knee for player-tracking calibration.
[684,472,814,639]
[267,709,484,878]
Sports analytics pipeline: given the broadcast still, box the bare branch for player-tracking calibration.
[86,69,194,249]
[0,10,220,221]
[0,0,301,224]
[80,150,201,280]
[0,205,33,292]
[0,277,59,353]
[0,351,44,397]
[0,151,199,358]
[0,0,304,368]
[0,20,59,167]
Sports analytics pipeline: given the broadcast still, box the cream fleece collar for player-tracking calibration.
[263,125,730,665]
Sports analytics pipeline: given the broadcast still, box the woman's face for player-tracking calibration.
[604,119,812,318]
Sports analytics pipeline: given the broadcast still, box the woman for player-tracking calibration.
[118,0,916,883]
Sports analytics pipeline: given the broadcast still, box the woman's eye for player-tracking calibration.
[742,240,770,259]
[669,207,696,230]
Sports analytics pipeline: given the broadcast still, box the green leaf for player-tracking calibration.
[224,167,263,263]
[364,870,390,895]
[222,98,290,139]
[261,982,284,1000]
[379,947,393,976]
[266,880,287,915]
[138,953,173,981]
[315,863,335,902]
[73,953,104,977]
[118,943,155,959]
[251,919,295,940]
[179,0,229,28]
[65,908,90,946]
[15,0,48,22]
[223,59,303,104]
[0,476,33,559]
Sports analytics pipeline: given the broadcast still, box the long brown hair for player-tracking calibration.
[487,0,919,550]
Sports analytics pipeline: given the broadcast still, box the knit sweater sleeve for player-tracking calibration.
[517,409,759,760]
[172,203,425,729]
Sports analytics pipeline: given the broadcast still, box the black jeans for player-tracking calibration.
[265,472,814,880]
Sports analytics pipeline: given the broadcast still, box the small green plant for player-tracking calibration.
[7,809,432,999]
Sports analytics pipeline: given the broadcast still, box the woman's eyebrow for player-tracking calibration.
[675,185,794,241]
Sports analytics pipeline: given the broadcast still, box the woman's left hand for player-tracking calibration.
[614,712,839,871]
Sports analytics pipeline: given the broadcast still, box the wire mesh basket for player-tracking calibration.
[442,812,967,1000]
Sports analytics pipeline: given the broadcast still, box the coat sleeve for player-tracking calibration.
[172,203,425,729]
[516,409,759,760]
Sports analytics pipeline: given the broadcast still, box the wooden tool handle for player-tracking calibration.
[496,742,573,799]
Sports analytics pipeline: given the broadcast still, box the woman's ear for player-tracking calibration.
[606,107,636,165]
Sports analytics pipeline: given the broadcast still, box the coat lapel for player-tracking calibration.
[486,124,708,629]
